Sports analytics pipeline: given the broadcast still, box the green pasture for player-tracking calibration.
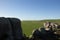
[21,19,60,37]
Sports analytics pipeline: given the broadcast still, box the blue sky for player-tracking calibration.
[0,0,60,20]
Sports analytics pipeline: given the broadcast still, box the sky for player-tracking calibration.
[0,0,60,20]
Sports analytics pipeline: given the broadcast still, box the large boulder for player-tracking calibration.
[0,17,13,40]
[7,18,23,40]
[0,17,23,40]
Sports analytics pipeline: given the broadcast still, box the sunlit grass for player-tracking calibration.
[21,19,60,37]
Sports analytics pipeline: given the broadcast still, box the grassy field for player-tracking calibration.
[21,19,60,37]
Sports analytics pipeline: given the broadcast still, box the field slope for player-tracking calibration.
[21,19,60,36]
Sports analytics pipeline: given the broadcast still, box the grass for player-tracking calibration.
[21,19,60,37]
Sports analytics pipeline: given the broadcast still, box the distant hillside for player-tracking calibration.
[21,19,60,36]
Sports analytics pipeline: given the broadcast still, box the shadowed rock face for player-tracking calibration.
[7,18,23,40]
[54,25,60,35]
[0,17,23,40]
[57,25,60,29]
[0,17,13,40]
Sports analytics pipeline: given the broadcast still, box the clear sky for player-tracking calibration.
[0,0,60,20]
